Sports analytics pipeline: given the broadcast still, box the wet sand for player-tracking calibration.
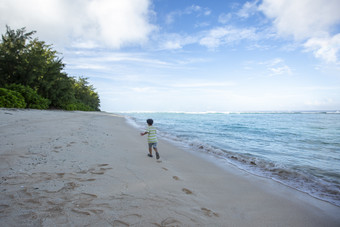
[0,109,339,226]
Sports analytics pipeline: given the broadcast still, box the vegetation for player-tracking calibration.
[0,88,26,108]
[4,84,50,109]
[0,26,100,111]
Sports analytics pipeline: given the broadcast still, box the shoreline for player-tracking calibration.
[1,109,339,226]
[124,111,340,208]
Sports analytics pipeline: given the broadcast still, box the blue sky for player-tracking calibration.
[1,0,340,112]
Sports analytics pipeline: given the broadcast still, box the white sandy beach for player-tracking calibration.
[0,109,339,226]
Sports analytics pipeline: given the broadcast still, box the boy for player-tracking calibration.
[140,119,160,160]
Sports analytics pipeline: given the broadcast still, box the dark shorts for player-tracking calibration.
[148,143,157,149]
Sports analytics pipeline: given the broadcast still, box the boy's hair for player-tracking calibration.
[147,119,153,125]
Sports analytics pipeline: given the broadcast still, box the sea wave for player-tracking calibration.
[170,135,340,207]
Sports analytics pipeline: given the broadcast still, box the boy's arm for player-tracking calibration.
[140,131,148,136]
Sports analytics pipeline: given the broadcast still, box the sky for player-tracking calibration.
[1,0,340,112]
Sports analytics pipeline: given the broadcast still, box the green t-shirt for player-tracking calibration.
[147,126,158,143]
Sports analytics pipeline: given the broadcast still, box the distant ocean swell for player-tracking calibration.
[123,112,340,206]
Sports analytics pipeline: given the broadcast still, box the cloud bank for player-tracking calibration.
[259,0,340,63]
[0,0,155,49]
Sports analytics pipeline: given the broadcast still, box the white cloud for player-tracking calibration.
[246,58,293,77]
[165,4,211,25]
[71,40,100,49]
[183,4,211,16]
[218,13,232,24]
[259,0,340,39]
[64,51,174,74]
[172,82,236,88]
[259,0,340,63]
[131,87,154,93]
[199,26,257,49]
[264,58,292,76]
[158,24,259,51]
[158,33,186,50]
[0,0,155,49]
[162,41,182,50]
[237,0,259,18]
[156,33,197,50]
[304,34,340,63]
[269,65,292,76]
[68,63,108,70]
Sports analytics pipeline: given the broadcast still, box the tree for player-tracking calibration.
[46,73,76,109]
[0,26,35,86]
[0,26,101,111]
[72,77,100,111]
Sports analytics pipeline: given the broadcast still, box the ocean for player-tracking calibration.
[123,111,340,206]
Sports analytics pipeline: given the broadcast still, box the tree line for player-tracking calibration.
[0,26,100,111]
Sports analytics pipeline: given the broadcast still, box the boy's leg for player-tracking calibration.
[148,144,153,157]
[154,147,160,159]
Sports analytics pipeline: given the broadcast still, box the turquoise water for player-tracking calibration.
[123,112,340,206]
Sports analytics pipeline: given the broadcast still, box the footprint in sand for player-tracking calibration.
[160,217,182,226]
[67,142,76,147]
[89,209,104,214]
[19,155,30,159]
[71,208,91,216]
[90,171,105,175]
[56,173,65,178]
[52,146,63,153]
[172,176,180,180]
[113,220,129,226]
[118,214,142,225]
[182,188,193,194]
[76,170,88,174]
[78,178,96,182]
[100,167,113,171]
[77,165,112,175]
[80,193,97,198]
[97,164,109,167]
[59,182,78,192]
[201,207,219,217]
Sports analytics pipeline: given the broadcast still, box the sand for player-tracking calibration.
[0,109,339,226]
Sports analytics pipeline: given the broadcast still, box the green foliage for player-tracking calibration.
[72,77,100,111]
[65,102,93,111]
[0,26,63,88]
[0,87,26,108]
[0,26,35,87]
[0,26,101,111]
[5,84,50,109]
[39,73,76,109]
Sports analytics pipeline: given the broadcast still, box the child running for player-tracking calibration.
[140,119,160,159]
